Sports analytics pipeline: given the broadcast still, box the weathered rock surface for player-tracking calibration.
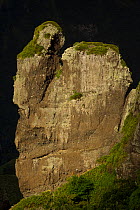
[13,22,133,197]
[117,83,140,178]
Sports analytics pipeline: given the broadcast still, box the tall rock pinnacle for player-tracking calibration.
[13,23,132,197]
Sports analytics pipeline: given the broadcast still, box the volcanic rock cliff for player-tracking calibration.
[13,21,139,197]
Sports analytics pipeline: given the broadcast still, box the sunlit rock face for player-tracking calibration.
[13,22,132,197]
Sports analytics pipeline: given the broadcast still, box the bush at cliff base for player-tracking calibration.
[11,113,140,209]
[11,176,140,209]
[129,187,140,210]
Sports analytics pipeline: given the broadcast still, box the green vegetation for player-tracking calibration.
[13,75,16,81]
[11,191,52,210]
[98,179,137,210]
[44,33,51,39]
[129,187,140,210]
[136,82,140,94]
[55,68,62,78]
[69,91,83,100]
[74,41,119,55]
[65,175,94,202]
[17,39,44,59]
[121,113,140,142]
[52,175,95,209]
[74,41,128,67]
[37,21,62,32]
[87,46,108,55]
[11,173,139,209]
[98,112,140,168]
[17,21,62,59]
[33,21,62,43]
[121,58,127,67]
[11,112,140,209]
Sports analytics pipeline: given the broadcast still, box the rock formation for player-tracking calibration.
[116,82,140,178]
[13,21,135,197]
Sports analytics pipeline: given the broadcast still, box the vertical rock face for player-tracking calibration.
[117,83,140,178]
[13,22,132,197]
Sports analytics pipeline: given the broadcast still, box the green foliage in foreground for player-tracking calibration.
[11,191,52,210]
[74,41,119,55]
[129,187,140,210]
[11,112,140,209]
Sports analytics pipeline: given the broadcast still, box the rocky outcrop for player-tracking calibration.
[13,22,133,197]
[117,83,140,178]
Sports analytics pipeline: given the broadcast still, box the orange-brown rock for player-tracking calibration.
[13,22,132,197]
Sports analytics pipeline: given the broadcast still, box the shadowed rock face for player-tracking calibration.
[117,83,140,179]
[13,22,133,197]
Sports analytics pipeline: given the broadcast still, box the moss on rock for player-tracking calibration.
[121,58,127,67]
[55,68,62,78]
[97,112,140,168]
[33,21,62,41]
[17,39,44,59]
[74,41,119,55]
[44,33,51,39]
[17,21,62,59]
[69,91,83,100]
[74,41,129,68]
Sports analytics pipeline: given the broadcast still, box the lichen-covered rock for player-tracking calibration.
[13,23,132,197]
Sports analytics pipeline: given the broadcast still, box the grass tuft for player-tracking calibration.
[69,91,83,100]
